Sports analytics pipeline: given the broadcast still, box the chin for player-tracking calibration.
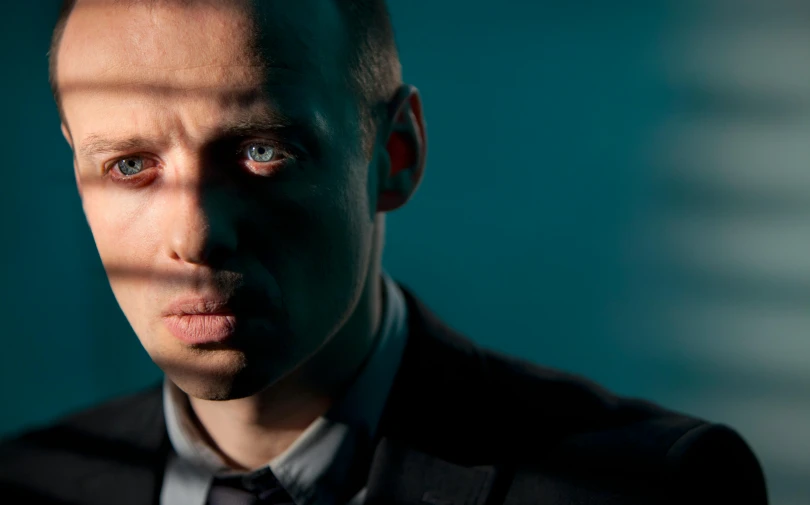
[180,380,255,402]
[167,368,268,401]
[158,347,295,401]
[153,349,244,399]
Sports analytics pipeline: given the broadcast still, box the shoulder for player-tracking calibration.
[390,286,768,503]
[0,384,167,502]
[485,348,767,503]
[388,287,678,456]
[0,382,164,451]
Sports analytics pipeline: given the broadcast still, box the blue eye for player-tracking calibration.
[117,158,144,176]
[246,144,276,162]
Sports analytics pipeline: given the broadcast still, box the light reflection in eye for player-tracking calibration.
[118,157,145,176]
[246,144,276,163]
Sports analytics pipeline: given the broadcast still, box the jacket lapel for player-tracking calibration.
[364,284,515,505]
[365,437,498,505]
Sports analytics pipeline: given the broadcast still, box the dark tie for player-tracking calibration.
[206,467,297,505]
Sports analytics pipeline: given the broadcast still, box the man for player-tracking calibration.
[0,1,768,504]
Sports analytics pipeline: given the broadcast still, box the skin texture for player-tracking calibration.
[56,0,426,469]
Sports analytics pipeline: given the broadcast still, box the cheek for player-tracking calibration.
[81,189,160,313]
[259,166,374,333]
[84,192,154,260]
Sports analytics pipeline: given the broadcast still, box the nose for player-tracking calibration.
[165,178,238,268]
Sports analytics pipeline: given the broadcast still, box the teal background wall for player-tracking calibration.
[1,2,807,504]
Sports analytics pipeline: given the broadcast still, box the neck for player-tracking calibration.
[188,237,386,470]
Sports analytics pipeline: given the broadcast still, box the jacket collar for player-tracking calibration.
[364,283,510,505]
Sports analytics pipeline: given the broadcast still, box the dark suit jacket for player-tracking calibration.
[0,285,768,505]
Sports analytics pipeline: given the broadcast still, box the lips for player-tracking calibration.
[163,298,238,345]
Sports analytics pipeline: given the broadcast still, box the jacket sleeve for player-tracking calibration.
[667,422,768,505]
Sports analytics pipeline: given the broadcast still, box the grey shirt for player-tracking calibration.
[160,271,409,505]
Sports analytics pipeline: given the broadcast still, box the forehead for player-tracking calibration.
[57,0,351,132]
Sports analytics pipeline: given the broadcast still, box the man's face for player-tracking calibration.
[58,0,382,399]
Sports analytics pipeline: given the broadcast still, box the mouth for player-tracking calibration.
[161,284,286,347]
[162,297,239,345]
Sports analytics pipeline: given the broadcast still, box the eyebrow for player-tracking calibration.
[78,111,298,159]
[216,112,296,139]
[79,135,155,158]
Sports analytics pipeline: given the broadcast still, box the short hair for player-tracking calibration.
[48,0,402,152]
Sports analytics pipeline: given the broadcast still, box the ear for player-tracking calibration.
[376,84,427,212]
[61,123,82,198]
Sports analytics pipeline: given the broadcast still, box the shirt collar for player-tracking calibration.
[162,270,409,505]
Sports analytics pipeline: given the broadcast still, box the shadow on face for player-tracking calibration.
[56,0,385,400]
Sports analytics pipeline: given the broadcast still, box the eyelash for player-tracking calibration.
[236,140,296,172]
[103,140,298,184]
[103,156,159,187]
